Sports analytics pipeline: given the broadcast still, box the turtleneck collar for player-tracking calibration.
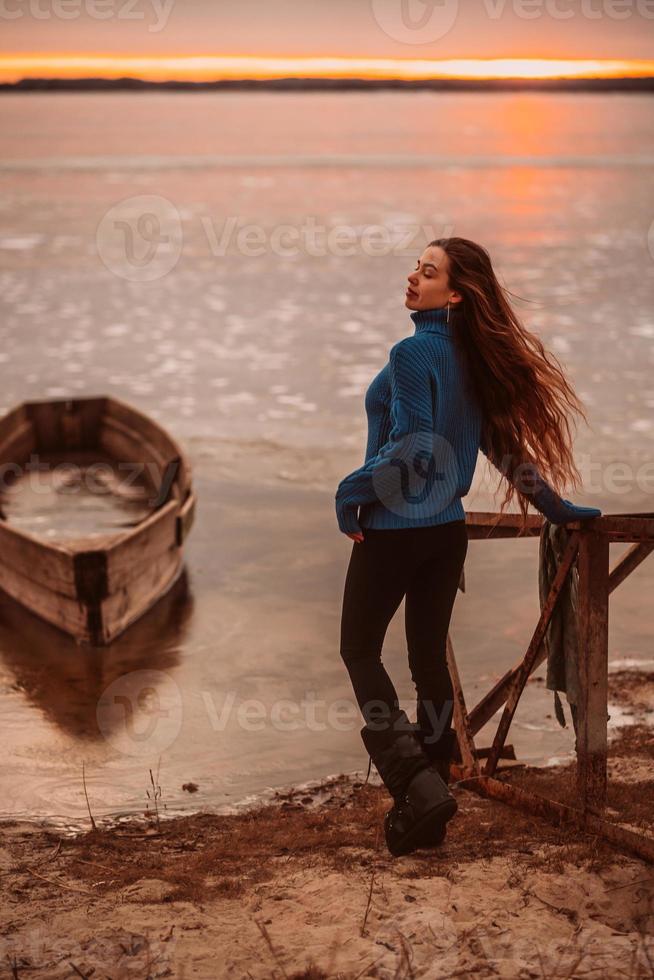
[409,305,459,337]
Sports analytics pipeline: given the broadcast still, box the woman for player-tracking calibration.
[334,237,601,857]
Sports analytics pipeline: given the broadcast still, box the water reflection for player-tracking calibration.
[0,567,194,739]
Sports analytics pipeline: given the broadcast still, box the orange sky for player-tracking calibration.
[2,0,653,83]
[1,55,654,84]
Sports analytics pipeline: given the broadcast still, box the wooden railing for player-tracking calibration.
[448,511,654,864]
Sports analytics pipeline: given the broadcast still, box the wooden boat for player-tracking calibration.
[0,395,196,645]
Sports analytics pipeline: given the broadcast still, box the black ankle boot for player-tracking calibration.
[416,727,458,784]
[360,708,457,856]
[413,727,458,846]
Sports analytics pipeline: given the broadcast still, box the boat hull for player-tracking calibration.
[0,395,196,645]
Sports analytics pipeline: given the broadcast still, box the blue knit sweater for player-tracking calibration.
[335,306,484,533]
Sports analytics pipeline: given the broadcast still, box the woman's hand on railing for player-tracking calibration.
[530,478,602,524]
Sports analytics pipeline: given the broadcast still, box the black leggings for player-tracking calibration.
[339,520,468,753]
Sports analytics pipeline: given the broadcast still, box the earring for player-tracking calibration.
[447,300,450,323]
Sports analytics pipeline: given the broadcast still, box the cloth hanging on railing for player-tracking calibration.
[538,520,580,732]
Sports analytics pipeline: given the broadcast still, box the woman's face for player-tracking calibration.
[405,245,461,312]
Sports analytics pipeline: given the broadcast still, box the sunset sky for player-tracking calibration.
[1,0,653,82]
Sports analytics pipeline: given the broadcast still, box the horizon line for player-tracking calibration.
[1,55,654,84]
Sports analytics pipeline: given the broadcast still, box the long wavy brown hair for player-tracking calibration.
[430,236,590,533]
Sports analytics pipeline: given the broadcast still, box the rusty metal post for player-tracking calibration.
[446,634,480,775]
[483,532,580,777]
[575,526,610,814]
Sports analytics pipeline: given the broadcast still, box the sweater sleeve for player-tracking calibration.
[335,339,434,533]
[479,432,560,509]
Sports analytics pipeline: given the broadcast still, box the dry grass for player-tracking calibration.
[3,764,624,915]
[496,669,654,839]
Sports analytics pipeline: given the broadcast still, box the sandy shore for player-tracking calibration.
[1,671,653,979]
